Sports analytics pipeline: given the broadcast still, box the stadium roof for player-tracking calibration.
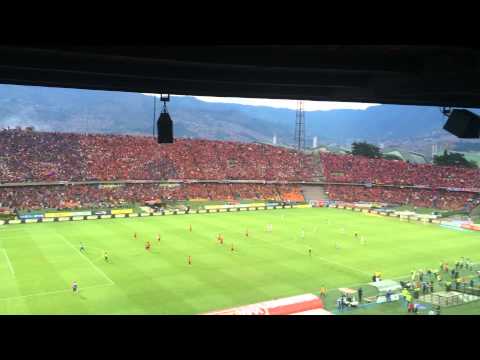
[383,149,428,164]
[0,45,479,108]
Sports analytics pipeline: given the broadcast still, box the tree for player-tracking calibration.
[351,141,382,158]
[433,150,478,168]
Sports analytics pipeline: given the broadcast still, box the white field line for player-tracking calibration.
[60,237,114,285]
[265,237,373,278]
[1,249,15,276]
[314,255,372,277]
[0,282,114,302]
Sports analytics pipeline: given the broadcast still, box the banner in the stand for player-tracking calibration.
[111,209,133,215]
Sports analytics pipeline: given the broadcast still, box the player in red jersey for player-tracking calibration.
[145,241,151,251]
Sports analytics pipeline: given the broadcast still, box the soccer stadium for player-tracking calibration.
[1,130,480,315]
[1,45,480,315]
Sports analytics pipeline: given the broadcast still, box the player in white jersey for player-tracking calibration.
[72,281,78,294]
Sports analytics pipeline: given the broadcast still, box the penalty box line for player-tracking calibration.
[1,249,15,277]
[266,237,373,278]
[0,282,114,302]
[60,236,115,286]
[314,255,372,278]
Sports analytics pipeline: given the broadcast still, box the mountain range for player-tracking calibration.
[0,84,477,148]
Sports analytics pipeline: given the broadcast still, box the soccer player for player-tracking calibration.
[133,232,137,240]
[80,242,86,252]
[157,234,160,242]
[245,229,249,237]
[72,281,78,295]
[104,251,109,263]
[188,255,192,265]
[231,244,235,252]
[320,286,327,297]
[308,247,312,257]
[354,232,358,238]
[145,241,151,251]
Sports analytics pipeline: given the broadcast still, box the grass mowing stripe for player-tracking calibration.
[59,236,115,285]
[1,249,15,276]
[256,230,373,278]
[2,208,479,314]
[314,255,372,277]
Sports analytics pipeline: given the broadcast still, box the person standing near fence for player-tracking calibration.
[386,289,392,302]
[358,287,363,303]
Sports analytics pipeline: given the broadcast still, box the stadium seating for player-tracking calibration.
[325,185,480,211]
[0,183,304,210]
[1,129,479,211]
[320,153,480,188]
[0,130,320,182]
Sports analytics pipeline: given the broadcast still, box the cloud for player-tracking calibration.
[143,93,380,112]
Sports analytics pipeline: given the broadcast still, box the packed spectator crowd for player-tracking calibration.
[0,183,304,211]
[325,185,480,211]
[2,129,480,211]
[320,153,480,188]
[0,129,322,182]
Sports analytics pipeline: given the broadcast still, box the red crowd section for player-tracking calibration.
[0,184,304,210]
[0,130,321,182]
[325,185,480,210]
[2,129,480,211]
[319,153,480,188]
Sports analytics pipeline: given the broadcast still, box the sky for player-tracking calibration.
[143,94,380,112]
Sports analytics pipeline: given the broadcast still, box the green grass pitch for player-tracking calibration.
[0,208,479,314]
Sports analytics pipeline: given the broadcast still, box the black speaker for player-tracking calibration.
[157,111,173,143]
[443,109,480,139]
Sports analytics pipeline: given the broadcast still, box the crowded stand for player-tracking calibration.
[0,130,320,182]
[1,129,480,211]
[0,183,305,211]
[325,185,480,211]
[320,153,480,188]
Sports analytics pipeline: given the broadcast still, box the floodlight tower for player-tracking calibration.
[294,100,305,151]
